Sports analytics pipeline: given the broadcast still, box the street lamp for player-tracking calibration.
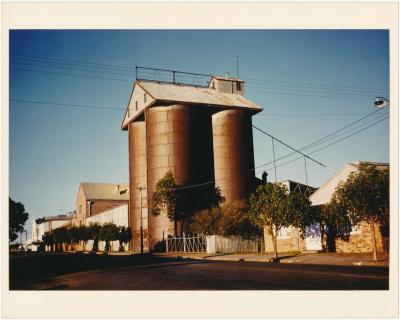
[136,186,147,254]
[374,97,390,109]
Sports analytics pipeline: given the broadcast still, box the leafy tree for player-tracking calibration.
[99,223,119,252]
[42,232,54,251]
[248,182,313,260]
[190,206,222,236]
[52,227,69,252]
[117,226,132,251]
[77,225,90,251]
[218,201,262,238]
[318,195,352,252]
[190,201,262,238]
[152,171,179,235]
[68,226,81,251]
[334,164,389,261]
[9,198,29,244]
[88,222,101,252]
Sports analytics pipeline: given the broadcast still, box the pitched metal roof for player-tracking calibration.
[121,80,262,129]
[80,182,129,201]
[309,161,389,206]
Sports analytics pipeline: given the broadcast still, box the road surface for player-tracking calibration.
[26,259,388,290]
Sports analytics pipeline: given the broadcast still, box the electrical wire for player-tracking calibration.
[253,106,388,169]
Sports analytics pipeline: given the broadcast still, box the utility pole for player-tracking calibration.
[137,186,147,254]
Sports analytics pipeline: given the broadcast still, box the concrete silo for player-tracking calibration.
[212,109,255,203]
[145,104,193,247]
[128,121,148,251]
[121,71,262,250]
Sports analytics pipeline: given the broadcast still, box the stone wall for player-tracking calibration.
[263,226,306,253]
[335,221,385,253]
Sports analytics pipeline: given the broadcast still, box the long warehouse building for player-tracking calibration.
[121,72,263,250]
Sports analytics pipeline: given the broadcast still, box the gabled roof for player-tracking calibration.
[80,182,129,201]
[309,161,389,206]
[121,80,262,130]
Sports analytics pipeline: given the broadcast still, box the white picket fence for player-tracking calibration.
[166,234,263,254]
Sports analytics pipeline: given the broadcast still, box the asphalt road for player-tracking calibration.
[28,259,388,290]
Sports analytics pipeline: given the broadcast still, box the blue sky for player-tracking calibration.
[9,30,390,237]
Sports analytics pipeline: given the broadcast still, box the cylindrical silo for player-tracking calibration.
[212,109,255,203]
[128,121,148,252]
[145,104,194,249]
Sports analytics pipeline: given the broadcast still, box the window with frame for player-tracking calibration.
[236,81,242,91]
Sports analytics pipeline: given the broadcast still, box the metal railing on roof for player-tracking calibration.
[135,66,212,87]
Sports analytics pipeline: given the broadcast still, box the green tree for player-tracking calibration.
[42,232,54,251]
[68,226,81,251]
[117,226,132,251]
[152,171,179,235]
[77,225,90,251]
[190,206,222,236]
[318,195,352,252]
[99,223,119,252]
[9,198,29,244]
[334,164,389,261]
[190,201,262,238]
[88,222,101,252]
[248,183,313,260]
[52,227,69,252]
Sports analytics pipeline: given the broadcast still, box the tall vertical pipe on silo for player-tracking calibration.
[212,109,255,203]
[146,104,194,249]
[128,121,148,252]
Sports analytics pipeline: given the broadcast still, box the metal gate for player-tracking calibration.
[166,234,207,253]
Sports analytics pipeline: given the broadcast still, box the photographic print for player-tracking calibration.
[2,2,398,319]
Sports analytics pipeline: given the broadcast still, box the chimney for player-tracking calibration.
[262,171,268,185]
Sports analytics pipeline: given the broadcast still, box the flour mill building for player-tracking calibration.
[121,68,263,250]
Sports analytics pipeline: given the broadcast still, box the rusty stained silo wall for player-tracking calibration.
[146,104,194,249]
[212,109,255,203]
[128,121,148,252]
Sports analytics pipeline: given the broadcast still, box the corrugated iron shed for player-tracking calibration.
[80,182,129,200]
[121,80,262,129]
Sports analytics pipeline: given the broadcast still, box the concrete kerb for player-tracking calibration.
[156,252,389,267]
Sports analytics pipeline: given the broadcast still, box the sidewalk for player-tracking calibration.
[155,252,389,267]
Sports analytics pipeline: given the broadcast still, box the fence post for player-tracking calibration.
[166,236,169,253]
[183,232,186,252]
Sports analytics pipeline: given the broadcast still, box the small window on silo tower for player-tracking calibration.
[144,93,147,103]
[135,101,138,110]
[236,82,242,91]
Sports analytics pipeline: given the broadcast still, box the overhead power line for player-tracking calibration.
[253,106,388,170]
[11,53,134,70]
[243,76,388,92]
[12,61,133,77]
[255,112,367,117]
[11,67,132,83]
[258,115,389,175]
[10,98,125,110]
[247,88,372,100]
[11,53,387,93]
[252,124,331,170]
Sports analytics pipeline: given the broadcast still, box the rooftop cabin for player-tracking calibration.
[121,68,261,130]
[209,75,244,96]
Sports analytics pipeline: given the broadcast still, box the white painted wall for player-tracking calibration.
[85,204,129,252]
